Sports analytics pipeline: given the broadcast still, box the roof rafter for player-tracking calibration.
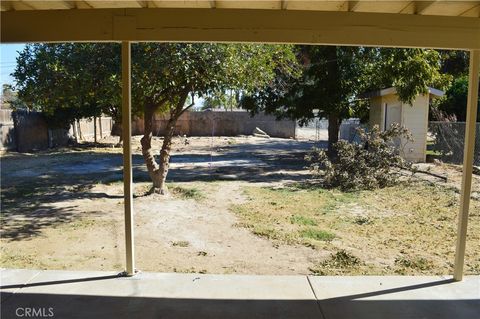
[415,1,437,15]
[459,3,480,17]
[136,1,147,8]
[348,1,360,12]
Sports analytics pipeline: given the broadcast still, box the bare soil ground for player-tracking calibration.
[1,136,479,275]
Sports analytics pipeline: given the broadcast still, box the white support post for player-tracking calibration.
[122,41,135,276]
[454,50,479,281]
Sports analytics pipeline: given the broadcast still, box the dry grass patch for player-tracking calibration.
[231,182,480,275]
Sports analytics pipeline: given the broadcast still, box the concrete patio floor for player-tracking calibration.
[1,269,479,319]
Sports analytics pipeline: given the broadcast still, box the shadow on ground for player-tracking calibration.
[0,138,324,241]
[1,275,478,319]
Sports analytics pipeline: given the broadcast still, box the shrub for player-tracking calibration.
[306,124,413,191]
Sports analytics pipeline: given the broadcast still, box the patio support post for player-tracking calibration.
[454,49,479,281]
[122,40,135,276]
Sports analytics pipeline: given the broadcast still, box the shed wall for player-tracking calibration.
[369,93,429,162]
[401,94,429,162]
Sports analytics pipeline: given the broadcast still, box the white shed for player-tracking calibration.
[366,87,444,162]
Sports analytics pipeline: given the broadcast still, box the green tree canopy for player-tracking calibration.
[433,75,480,122]
[241,46,451,151]
[132,43,299,193]
[13,43,121,129]
[13,43,299,193]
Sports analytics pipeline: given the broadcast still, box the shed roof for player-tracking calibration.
[362,86,445,99]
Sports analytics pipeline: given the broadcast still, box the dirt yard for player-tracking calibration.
[1,136,479,275]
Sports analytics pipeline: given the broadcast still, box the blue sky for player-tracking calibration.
[1,43,26,87]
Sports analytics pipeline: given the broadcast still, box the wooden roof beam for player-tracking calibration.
[348,1,360,12]
[415,1,437,15]
[0,1,13,11]
[2,8,479,50]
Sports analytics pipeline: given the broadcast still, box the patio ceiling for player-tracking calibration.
[1,1,480,49]
[1,1,480,17]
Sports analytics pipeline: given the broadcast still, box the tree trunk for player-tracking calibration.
[141,90,190,194]
[77,120,84,141]
[113,120,123,146]
[140,104,178,194]
[328,113,341,155]
[93,116,97,144]
[99,115,103,139]
[72,122,78,143]
[155,119,176,193]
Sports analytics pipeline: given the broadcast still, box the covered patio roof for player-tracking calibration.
[1,0,479,283]
[1,1,479,49]
[1,0,479,16]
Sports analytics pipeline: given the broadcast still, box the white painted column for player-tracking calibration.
[122,41,135,276]
[454,50,479,281]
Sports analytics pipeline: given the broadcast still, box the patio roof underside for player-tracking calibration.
[1,1,480,17]
[1,1,480,49]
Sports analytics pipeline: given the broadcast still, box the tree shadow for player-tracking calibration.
[1,158,127,242]
[1,138,326,241]
[1,204,78,241]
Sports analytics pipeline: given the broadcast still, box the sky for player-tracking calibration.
[0,43,26,88]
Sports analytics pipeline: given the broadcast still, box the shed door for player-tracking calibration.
[384,103,402,130]
[384,103,402,147]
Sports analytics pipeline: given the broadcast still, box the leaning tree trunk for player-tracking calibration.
[141,94,189,194]
[327,113,341,155]
[141,89,191,194]
[140,111,176,194]
[114,121,123,146]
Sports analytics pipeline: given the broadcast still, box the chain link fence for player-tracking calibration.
[428,121,480,166]
[296,118,360,142]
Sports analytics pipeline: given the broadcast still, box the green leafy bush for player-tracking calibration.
[306,124,413,191]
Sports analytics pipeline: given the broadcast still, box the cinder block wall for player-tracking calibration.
[130,111,296,138]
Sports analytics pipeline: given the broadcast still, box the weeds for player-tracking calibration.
[395,256,433,272]
[230,182,480,275]
[310,250,361,275]
[290,215,317,226]
[171,186,204,200]
[299,228,335,241]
